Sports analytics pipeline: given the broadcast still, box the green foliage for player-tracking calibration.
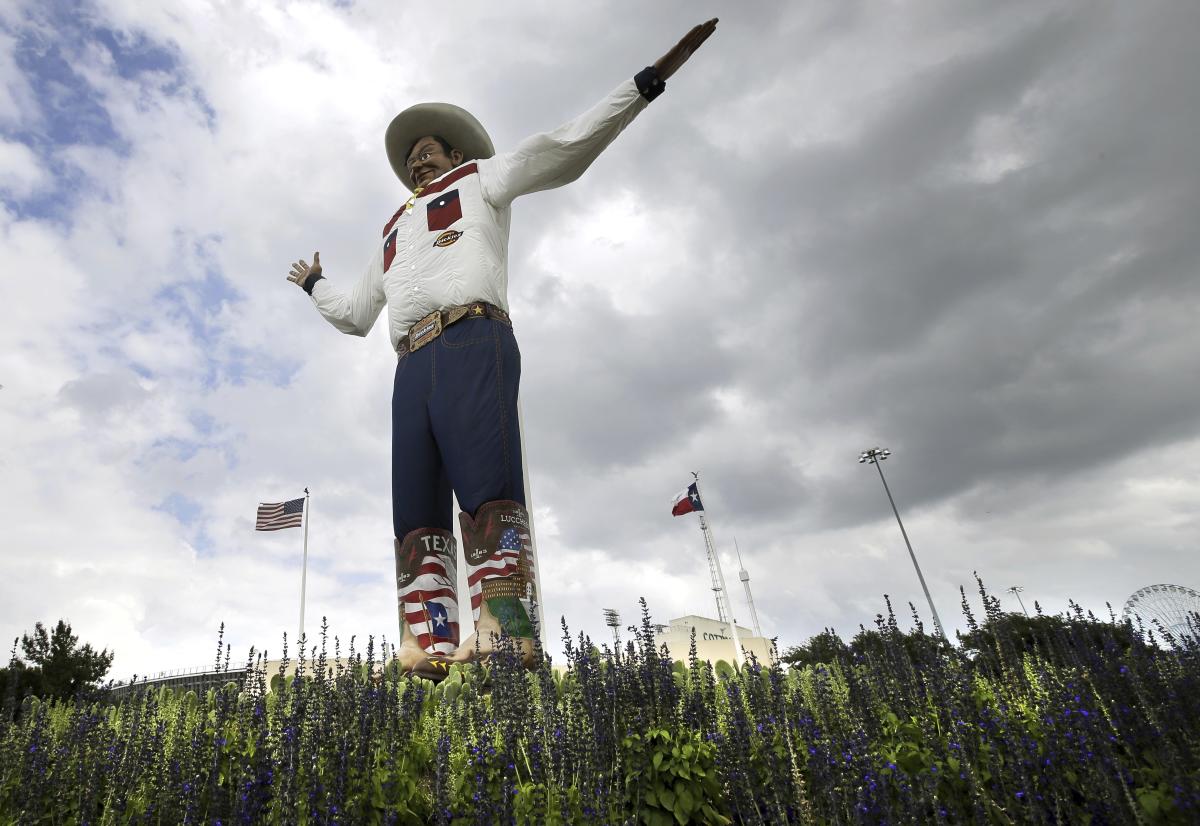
[957,610,1146,669]
[513,779,584,825]
[3,620,113,712]
[1,595,1198,822]
[876,709,1015,823]
[848,624,951,663]
[623,727,730,825]
[0,660,39,720]
[780,628,848,669]
[1131,749,1195,825]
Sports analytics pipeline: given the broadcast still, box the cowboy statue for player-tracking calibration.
[288,19,718,680]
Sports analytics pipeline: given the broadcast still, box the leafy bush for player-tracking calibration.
[1,591,1198,824]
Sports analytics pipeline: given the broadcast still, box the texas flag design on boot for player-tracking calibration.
[395,527,460,655]
[407,599,457,652]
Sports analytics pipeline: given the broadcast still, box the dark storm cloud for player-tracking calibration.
[518,284,736,471]
[484,0,1200,567]
[571,3,1200,535]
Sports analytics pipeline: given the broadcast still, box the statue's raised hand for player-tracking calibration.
[288,251,322,289]
[654,18,718,81]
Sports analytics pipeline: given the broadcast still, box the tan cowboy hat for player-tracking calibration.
[385,103,495,192]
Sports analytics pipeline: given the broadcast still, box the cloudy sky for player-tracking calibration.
[3,0,1199,680]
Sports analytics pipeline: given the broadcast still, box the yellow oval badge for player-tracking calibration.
[433,230,463,248]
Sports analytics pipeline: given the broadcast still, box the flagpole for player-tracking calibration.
[298,487,310,647]
[517,400,549,652]
[692,474,744,668]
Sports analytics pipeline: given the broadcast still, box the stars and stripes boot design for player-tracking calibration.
[393,526,459,681]
[450,500,537,668]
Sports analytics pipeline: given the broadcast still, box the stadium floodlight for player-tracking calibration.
[603,608,621,649]
[859,446,946,638]
[1007,586,1030,617]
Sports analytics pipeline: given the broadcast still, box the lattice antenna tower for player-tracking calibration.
[703,532,728,623]
[691,473,744,666]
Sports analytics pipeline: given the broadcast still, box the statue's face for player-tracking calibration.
[406,135,463,188]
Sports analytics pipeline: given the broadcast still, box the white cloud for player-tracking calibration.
[0,138,46,197]
[0,23,38,127]
[2,1,1199,680]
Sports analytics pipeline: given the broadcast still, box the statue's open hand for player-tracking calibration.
[654,18,718,82]
[288,251,322,289]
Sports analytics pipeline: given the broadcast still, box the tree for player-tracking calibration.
[846,625,953,664]
[15,619,114,701]
[0,657,38,718]
[956,610,1148,673]
[781,628,849,668]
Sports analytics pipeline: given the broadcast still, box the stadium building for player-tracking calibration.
[652,615,775,665]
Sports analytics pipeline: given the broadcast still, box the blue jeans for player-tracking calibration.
[391,316,525,537]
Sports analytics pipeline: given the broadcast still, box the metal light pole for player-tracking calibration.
[858,448,946,638]
[1008,586,1030,617]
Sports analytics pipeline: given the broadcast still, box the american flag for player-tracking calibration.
[256,497,305,531]
[468,527,532,620]
[400,549,460,654]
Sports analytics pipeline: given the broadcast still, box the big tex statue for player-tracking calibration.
[288,20,718,680]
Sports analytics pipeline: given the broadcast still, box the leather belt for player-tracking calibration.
[396,302,511,358]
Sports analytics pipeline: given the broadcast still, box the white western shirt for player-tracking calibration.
[308,77,651,350]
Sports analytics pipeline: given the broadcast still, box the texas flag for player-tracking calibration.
[671,482,704,516]
[405,597,459,654]
[423,601,454,641]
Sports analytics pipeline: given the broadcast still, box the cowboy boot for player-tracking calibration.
[449,500,537,668]
[393,527,459,682]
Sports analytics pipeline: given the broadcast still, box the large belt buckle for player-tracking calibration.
[408,311,443,352]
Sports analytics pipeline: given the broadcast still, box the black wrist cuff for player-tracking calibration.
[302,273,324,295]
[635,66,665,102]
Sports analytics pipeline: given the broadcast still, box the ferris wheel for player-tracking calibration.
[1123,584,1200,645]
